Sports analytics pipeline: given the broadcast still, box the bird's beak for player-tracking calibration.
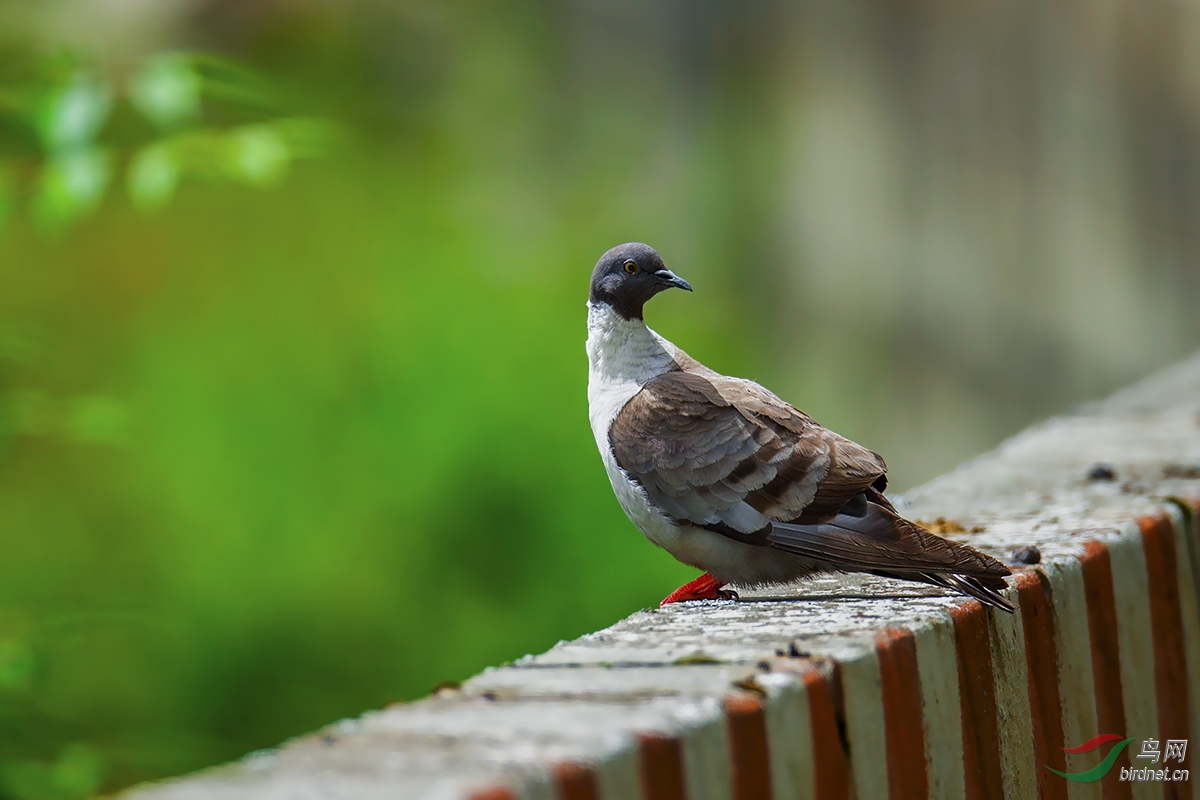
[654,269,693,292]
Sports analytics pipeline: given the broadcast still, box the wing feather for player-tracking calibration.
[608,368,1012,612]
[610,370,884,530]
[614,369,888,532]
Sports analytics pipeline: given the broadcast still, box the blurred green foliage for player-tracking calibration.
[0,48,333,232]
[0,28,728,799]
[0,47,377,798]
[3,2,1194,797]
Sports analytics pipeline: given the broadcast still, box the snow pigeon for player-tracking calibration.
[585,242,1014,612]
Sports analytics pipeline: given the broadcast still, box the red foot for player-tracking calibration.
[660,573,736,606]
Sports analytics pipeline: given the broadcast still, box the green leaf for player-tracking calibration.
[31,147,112,230]
[191,54,282,112]
[33,72,112,152]
[226,124,290,186]
[273,118,340,159]
[127,143,179,210]
[128,53,201,130]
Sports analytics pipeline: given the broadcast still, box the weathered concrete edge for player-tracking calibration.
[118,353,1200,800]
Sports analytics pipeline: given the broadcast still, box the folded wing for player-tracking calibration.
[609,369,1013,611]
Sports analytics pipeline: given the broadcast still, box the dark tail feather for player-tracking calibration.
[766,493,1015,613]
[912,572,1015,613]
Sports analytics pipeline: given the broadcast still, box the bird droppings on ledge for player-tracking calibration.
[914,517,985,534]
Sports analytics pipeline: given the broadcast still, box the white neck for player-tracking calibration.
[585,301,678,439]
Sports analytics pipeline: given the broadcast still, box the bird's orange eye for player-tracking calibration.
[623,260,637,274]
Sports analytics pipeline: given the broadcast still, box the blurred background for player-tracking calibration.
[1,0,1198,796]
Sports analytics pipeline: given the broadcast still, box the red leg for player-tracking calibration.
[660,573,736,606]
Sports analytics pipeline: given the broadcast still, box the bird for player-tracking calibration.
[585,242,1014,613]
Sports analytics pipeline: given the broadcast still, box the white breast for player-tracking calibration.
[585,302,682,550]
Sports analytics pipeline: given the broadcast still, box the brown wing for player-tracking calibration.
[609,370,887,533]
[610,369,1014,611]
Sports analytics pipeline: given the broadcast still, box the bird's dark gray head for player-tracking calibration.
[588,242,692,320]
